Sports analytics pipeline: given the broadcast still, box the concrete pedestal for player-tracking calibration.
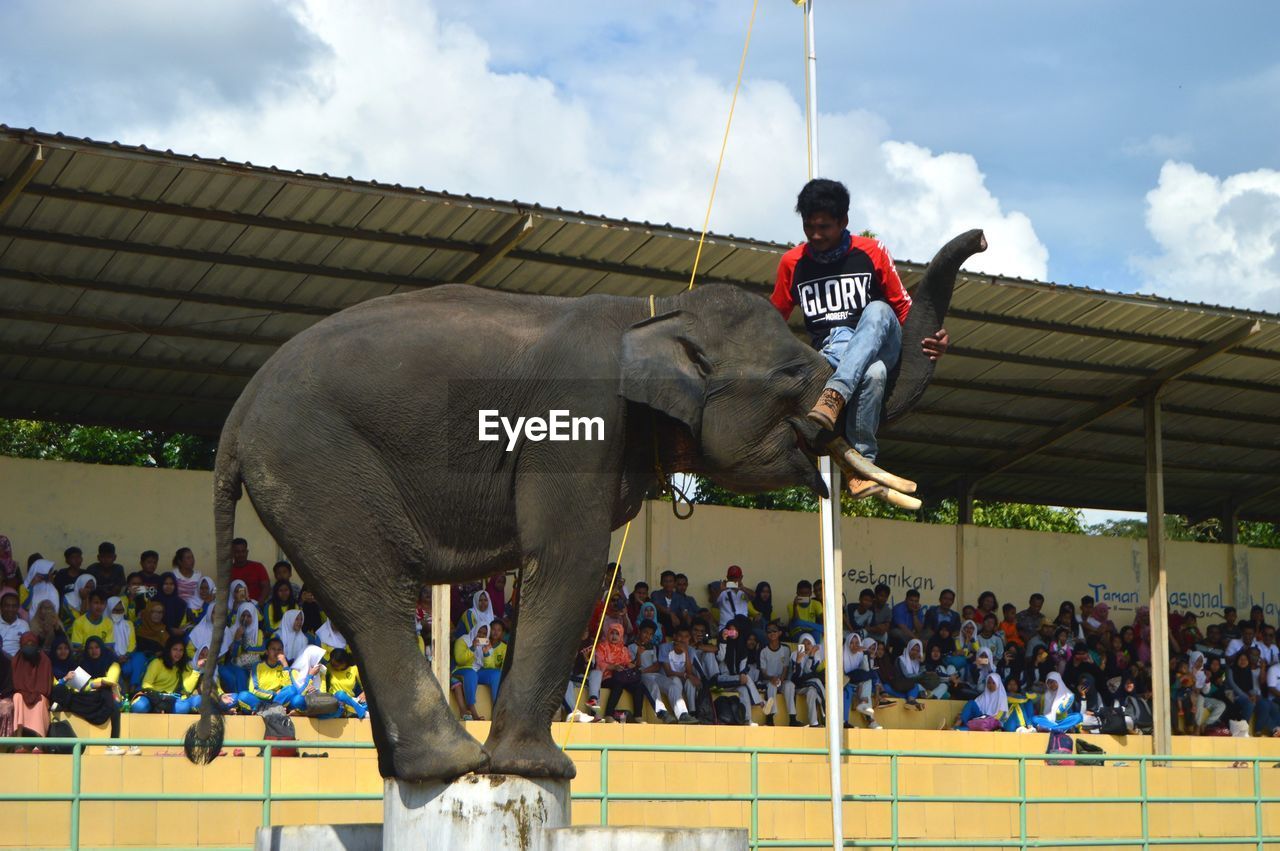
[383,774,570,851]
[545,826,749,851]
[255,824,381,851]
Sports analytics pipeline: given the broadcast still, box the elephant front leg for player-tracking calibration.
[483,518,610,778]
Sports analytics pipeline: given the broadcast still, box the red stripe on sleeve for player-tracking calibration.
[770,244,805,320]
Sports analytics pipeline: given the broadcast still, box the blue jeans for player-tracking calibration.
[1031,712,1083,733]
[818,301,903,463]
[453,668,502,707]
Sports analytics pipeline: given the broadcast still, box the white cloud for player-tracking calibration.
[98,0,1047,279]
[1134,161,1280,310]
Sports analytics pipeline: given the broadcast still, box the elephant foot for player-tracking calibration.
[482,734,577,780]
[388,728,490,783]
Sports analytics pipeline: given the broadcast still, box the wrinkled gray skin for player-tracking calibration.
[192,230,985,783]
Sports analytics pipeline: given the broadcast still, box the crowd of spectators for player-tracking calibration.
[2,531,1277,747]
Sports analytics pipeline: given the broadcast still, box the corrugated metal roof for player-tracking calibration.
[3,126,1279,522]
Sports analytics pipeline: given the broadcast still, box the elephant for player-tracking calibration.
[187,229,987,783]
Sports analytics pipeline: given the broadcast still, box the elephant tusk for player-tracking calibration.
[825,436,918,495]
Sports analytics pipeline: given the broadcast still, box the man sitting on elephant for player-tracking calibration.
[770,178,950,501]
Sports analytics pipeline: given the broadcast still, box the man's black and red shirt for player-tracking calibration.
[770,233,911,347]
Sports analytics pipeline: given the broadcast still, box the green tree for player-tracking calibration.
[0,419,216,470]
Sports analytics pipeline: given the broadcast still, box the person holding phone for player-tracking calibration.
[714,616,766,722]
[787,580,824,643]
[714,565,754,630]
[451,622,501,721]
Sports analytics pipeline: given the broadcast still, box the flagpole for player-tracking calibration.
[803,3,846,850]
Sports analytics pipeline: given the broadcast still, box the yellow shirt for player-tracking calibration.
[325,665,362,696]
[141,658,183,693]
[452,636,500,673]
[249,660,293,698]
[70,614,114,649]
[181,667,223,697]
[83,662,121,692]
[787,600,824,624]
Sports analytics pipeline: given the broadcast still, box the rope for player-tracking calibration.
[686,0,760,291]
[559,522,630,748]
[561,0,759,748]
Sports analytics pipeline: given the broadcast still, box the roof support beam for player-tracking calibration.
[0,144,45,218]
[1145,395,1173,755]
[457,214,534,285]
[0,403,222,437]
[0,267,332,317]
[0,340,257,378]
[0,307,289,347]
[971,321,1262,482]
[0,375,237,408]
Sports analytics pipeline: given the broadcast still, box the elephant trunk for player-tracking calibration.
[881,229,987,423]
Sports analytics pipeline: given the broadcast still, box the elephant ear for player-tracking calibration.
[618,310,709,439]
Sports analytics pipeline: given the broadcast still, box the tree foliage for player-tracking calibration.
[0,419,217,470]
[1088,515,1280,548]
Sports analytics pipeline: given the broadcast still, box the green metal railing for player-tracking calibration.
[2,736,1278,850]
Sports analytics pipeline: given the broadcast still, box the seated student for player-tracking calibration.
[23,559,61,624]
[62,574,96,629]
[322,648,368,719]
[281,644,329,713]
[790,633,827,727]
[1224,650,1280,737]
[636,603,664,647]
[451,622,501,721]
[224,601,266,694]
[1030,672,1083,733]
[1186,650,1226,733]
[274,609,312,664]
[1073,673,1106,733]
[315,617,348,657]
[263,580,298,634]
[713,565,753,631]
[842,632,881,730]
[0,588,28,657]
[786,581,823,643]
[456,590,495,639]
[847,588,876,635]
[922,642,961,700]
[132,638,194,714]
[49,636,76,685]
[226,580,252,619]
[999,603,1024,651]
[976,613,1005,660]
[659,626,701,724]
[12,633,52,745]
[180,643,237,715]
[52,636,124,739]
[69,591,113,651]
[955,671,1011,731]
[235,636,298,713]
[1004,678,1035,732]
[154,573,192,641]
[102,596,139,688]
[588,622,645,721]
[631,619,673,722]
[996,644,1025,692]
[273,560,302,600]
[759,621,793,726]
[881,638,927,708]
[297,587,325,636]
[131,601,170,688]
[954,619,980,670]
[713,616,765,721]
[747,582,774,640]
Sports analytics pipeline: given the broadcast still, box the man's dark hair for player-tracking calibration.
[905,589,920,600]
[88,591,106,604]
[795,178,850,220]
[140,550,159,562]
[634,581,649,592]
[675,573,688,582]
[797,580,813,592]
[1081,595,1095,606]
[1030,593,1045,603]
[1224,606,1237,616]
[232,537,248,547]
[859,588,874,601]
[875,583,891,596]
[660,570,675,582]
[674,626,692,639]
[274,561,292,572]
[65,546,82,559]
[940,589,955,600]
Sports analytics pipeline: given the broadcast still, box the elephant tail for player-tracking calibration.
[185,430,242,765]
[882,229,987,424]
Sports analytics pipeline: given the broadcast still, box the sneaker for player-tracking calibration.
[749,721,759,727]
[127,746,142,756]
[586,697,599,709]
[789,714,799,726]
[30,747,43,754]
[657,710,669,722]
[678,713,697,724]
[664,712,678,724]
[103,745,126,756]
[869,721,883,730]
[806,388,846,430]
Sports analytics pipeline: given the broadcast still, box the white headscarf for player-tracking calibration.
[105,596,134,657]
[227,580,248,611]
[24,558,59,616]
[900,639,924,676]
[193,576,217,612]
[843,633,864,674]
[189,603,234,657]
[1043,672,1073,719]
[793,633,823,667]
[290,644,327,691]
[974,648,995,677]
[960,619,979,647]
[233,601,260,646]
[466,621,491,670]
[467,590,494,631]
[316,619,347,650]
[276,609,309,663]
[1189,650,1207,690]
[65,574,95,615]
[975,672,1009,718]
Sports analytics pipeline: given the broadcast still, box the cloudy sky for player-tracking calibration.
[2,0,1278,309]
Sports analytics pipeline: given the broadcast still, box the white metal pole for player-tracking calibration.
[804,3,845,850]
